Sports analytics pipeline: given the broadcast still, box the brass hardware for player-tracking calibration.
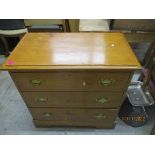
[43,113,53,117]
[99,79,114,86]
[96,96,108,104]
[38,97,48,102]
[30,79,41,86]
[94,114,106,119]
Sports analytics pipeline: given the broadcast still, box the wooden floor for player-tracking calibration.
[0,55,155,135]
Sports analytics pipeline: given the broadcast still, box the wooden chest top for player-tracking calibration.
[1,32,141,70]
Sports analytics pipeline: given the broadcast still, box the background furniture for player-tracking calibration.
[111,19,155,65]
[1,33,141,128]
[137,44,155,134]
[24,19,64,26]
[0,19,27,56]
[67,19,79,32]
[24,19,67,32]
[24,19,79,32]
[28,25,63,32]
[110,19,155,32]
[149,58,155,134]
[79,19,109,32]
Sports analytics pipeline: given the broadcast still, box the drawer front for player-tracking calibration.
[23,92,123,108]
[30,108,118,123]
[33,120,116,128]
[11,72,130,91]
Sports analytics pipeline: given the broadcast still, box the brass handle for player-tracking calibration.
[43,113,53,117]
[94,114,106,119]
[38,97,48,102]
[99,79,114,86]
[30,79,41,86]
[96,96,108,104]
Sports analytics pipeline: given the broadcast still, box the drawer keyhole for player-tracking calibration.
[82,81,86,87]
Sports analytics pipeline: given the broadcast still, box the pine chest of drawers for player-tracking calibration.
[1,33,141,128]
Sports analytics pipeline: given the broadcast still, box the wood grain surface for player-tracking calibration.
[22,91,123,108]
[11,72,130,91]
[1,33,141,70]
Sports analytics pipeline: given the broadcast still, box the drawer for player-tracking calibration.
[33,120,116,128]
[23,92,123,108]
[29,108,118,123]
[11,72,130,91]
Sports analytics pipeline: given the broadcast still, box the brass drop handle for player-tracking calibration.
[99,79,114,86]
[30,79,41,86]
[43,113,53,117]
[94,114,106,119]
[38,97,48,102]
[96,96,108,104]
